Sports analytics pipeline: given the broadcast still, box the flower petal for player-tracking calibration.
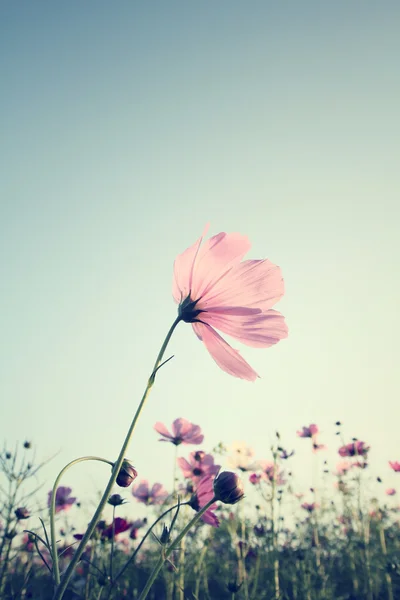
[154,422,173,440]
[201,309,288,348]
[177,457,192,478]
[201,510,220,527]
[200,259,285,312]
[191,233,251,301]
[192,322,259,381]
[172,417,191,439]
[172,225,209,303]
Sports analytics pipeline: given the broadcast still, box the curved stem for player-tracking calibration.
[138,497,216,600]
[53,317,181,600]
[50,456,114,585]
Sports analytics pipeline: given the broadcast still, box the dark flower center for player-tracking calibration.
[193,467,203,476]
[178,295,204,323]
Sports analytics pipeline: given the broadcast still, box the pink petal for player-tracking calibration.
[177,457,192,478]
[199,259,285,312]
[154,422,173,440]
[191,233,251,301]
[132,480,149,499]
[201,510,220,527]
[172,418,191,439]
[172,225,209,303]
[184,425,204,445]
[151,483,167,497]
[192,322,259,381]
[201,309,288,348]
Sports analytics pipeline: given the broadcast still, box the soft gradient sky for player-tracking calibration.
[1,1,399,517]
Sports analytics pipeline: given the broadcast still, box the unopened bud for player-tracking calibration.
[115,460,137,488]
[15,507,30,520]
[160,524,170,545]
[213,472,244,505]
[108,494,126,506]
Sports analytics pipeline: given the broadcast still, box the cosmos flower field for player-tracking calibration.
[1,423,399,600]
[1,228,399,599]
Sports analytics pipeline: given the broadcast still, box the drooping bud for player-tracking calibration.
[15,507,30,520]
[108,494,126,507]
[213,472,244,505]
[115,460,137,488]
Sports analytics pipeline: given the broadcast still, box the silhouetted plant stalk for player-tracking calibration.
[105,501,186,598]
[49,455,114,587]
[193,535,211,598]
[137,497,216,600]
[250,551,260,599]
[270,451,280,600]
[0,441,50,596]
[52,316,181,600]
[379,524,394,600]
[355,469,374,600]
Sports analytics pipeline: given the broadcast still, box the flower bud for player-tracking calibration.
[115,460,137,488]
[160,524,170,545]
[213,472,244,505]
[15,507,30,520]
[23,441,32,449]
[108,494,126,506]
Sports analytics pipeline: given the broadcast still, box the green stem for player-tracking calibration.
[114,502,188,583]
[138,497,216,600]
[53,317,181,600]
[172,444,178,498]
[0,524,17,596]
[50,456,114,586]
[109,506,116,581]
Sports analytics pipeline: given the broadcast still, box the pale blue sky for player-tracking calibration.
[1,2,399,519]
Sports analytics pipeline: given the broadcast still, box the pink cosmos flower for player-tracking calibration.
[188,475,219,527]
[386,488,396,496]
[131,480,168,505]
[178,450,220,483]
[227,441,259,472]
[259,460,286,486]
[173,226,288,381]
[338,441,370,458]
[301,502,317,513]
[297,424,319,438]
[249,473,261,485]
[154,418,204,446]
[335,461,352,476]
[48,487,77,513]
[389,461,400,472]
[22,533,34,552]
[102,518,131,539]
[312,442,326,453]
